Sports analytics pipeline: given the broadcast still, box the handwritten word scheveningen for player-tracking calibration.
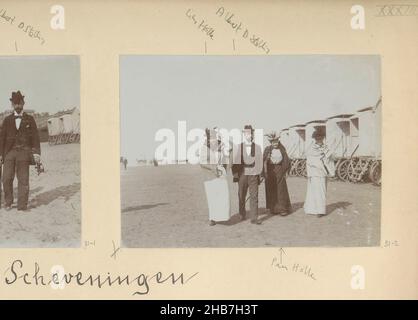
[2,260,199,296]
[215,7,270,54]
[186,9,215,40]
[0,8,46,45]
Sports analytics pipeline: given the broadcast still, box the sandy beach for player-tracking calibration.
[121,164,380,248]
[0,142,81,248]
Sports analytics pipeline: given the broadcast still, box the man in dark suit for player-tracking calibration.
[0,91,41,211]
[231,125,263,224]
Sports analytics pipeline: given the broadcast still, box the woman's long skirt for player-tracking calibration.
[265,164,292,214]
[204,173,231,222]
[304,177,327,215]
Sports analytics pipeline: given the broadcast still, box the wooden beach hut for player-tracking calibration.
[287,124,306,159]
[47,117,61,136]
[47,107,80,145]
[325,114,353,158]
[339,98,382,184]
[286,124,306,177]
[59,114,72,134]
[349,105,380,157]
[278,128,290,151]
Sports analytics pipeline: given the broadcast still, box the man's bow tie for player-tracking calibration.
[14,115,22,119]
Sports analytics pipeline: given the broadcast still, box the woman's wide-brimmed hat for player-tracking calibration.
[10,91,25,104]
[205,128,219,142]
[312,128,326,139]
[243,124,254,132]
[208,129,218,139]
[265,132,279,142]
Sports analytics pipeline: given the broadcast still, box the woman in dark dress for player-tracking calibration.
[263,133,292,215]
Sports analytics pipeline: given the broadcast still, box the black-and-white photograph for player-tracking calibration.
[0,56,80,248]
[120,55,381,248]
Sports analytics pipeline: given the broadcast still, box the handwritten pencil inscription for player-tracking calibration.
[215,7,270,54]
[186,9,215,40]
[0,8,46,45]
[271,249,317,281]
[2,259,199,296]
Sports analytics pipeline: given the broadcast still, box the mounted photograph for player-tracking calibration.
[120,55,381,248]
[0,56,81,248]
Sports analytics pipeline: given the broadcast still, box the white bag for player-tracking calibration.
[204,177,231,222]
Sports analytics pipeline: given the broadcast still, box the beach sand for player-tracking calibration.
[121,164,380,248]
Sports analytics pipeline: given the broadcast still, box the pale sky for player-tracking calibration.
[120,55,380,164]
[0,56,80,114]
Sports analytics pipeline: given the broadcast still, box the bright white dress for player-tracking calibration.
[204,176,231,222]
[200,142,231,222]
[304,143,333,215]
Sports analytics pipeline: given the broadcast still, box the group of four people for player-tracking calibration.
[201,124,334,226]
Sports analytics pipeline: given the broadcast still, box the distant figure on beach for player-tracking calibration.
[0,91,41,211]
[231,125,263,225]
[263,132,292,215]
[123,158,128,170]
[304,128,335,217]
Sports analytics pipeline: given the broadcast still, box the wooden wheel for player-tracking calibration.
[348,158,371,183]
[296,159,306,177]
[337,158,350,181]
[302,160,307,177]
[69,133,76,143]
[368,160,381,186]
[289,159,298,176]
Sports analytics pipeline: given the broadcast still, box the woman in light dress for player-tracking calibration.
[199,128,228,176]
[304,129,335,217]
[199,128,231,226]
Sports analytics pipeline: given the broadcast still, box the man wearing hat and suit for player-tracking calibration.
[0,91,41,211]
[231,125,263,224]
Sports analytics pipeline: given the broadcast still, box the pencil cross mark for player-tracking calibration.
[110,240,121,260]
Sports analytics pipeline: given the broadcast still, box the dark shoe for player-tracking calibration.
[238,214,246,221]
[317,214,326,218]
[209,220,216,226]
[17,207,28,212]
[251,220,261,225]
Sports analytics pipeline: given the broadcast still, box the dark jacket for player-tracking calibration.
[231,142,263,179]
[0,112,41,158]
[263,142,291,177]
